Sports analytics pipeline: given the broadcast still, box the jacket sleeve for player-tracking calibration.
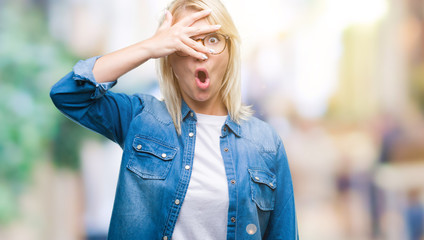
[50,56,141,147]
[264,140,299,239]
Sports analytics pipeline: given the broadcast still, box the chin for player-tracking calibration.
[193,96,210,102]
[192,91,211,100]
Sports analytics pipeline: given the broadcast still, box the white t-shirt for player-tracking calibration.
[172,113,229,240]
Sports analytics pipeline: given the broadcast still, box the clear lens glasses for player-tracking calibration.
[175,33,229,57]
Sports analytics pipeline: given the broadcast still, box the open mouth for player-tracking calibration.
[195,68,210,89]
[198,71,207,83]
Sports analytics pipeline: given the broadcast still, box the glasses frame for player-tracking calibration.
[176,33,229,57]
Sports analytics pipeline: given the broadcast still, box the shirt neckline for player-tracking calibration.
[196,113,227,125]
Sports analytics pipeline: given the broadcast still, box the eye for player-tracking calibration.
[206,35,220,45]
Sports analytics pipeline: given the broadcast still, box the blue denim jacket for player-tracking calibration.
[50,57,299,240]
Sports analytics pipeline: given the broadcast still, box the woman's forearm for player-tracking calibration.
[92,40,154,83]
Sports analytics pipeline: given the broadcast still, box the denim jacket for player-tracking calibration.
[50,57,299,240]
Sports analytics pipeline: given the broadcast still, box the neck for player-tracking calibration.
[194,104,227,116]
[183,96,227,116]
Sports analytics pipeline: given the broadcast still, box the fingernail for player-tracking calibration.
[209,49,215,54]
[202,54,208,60]
[205,9,212,13]
[215,25,221,28]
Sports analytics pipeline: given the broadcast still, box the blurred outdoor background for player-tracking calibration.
[1,0,424,239]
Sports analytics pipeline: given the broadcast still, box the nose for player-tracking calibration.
[195,54,208,62]
[196,58,207,62]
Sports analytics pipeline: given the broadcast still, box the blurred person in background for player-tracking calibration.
[49,0,298,239]
[405,189,424,240]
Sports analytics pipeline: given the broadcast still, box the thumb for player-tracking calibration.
[161,10,173,29]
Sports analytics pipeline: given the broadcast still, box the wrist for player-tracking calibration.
[138,38,159,59]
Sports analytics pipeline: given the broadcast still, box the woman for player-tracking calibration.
[50,0,298,239]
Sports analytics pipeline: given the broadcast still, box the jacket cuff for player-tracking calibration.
[72,56,117,99]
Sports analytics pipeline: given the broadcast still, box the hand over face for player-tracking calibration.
[147,9,221,60]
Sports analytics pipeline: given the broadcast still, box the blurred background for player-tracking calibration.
[1,0,424,239]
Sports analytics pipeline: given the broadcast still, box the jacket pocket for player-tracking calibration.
[248,168,277,211]
[127,136,177,180]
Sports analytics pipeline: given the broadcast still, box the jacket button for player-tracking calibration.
[185,165,190,170]
[163,236,168,240]
[189,132,194,137]
[255,177,260,181]
[224,148,229,152]
[161,153,167,158]
[230,179,236,184]
[190,112,194,117]
[136,144,142,150]
[223,127,227,131]
[269,182,274,187]
[231,217,236,223]
[175,199,180,205]
[246,224,257,235]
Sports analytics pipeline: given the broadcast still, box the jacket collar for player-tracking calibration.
[181,100,192,120]
[224,116,242,137]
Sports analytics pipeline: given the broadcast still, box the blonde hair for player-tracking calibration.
[157,0,252,134]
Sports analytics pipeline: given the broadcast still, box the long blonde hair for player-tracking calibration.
[157,0,252,134]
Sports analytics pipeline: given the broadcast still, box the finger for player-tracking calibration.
[182,37,213,54]
[186,24,221,37]
[175,9,212,27]
[178,43,209,60]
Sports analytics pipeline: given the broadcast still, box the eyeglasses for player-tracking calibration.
[176,33,229,57]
